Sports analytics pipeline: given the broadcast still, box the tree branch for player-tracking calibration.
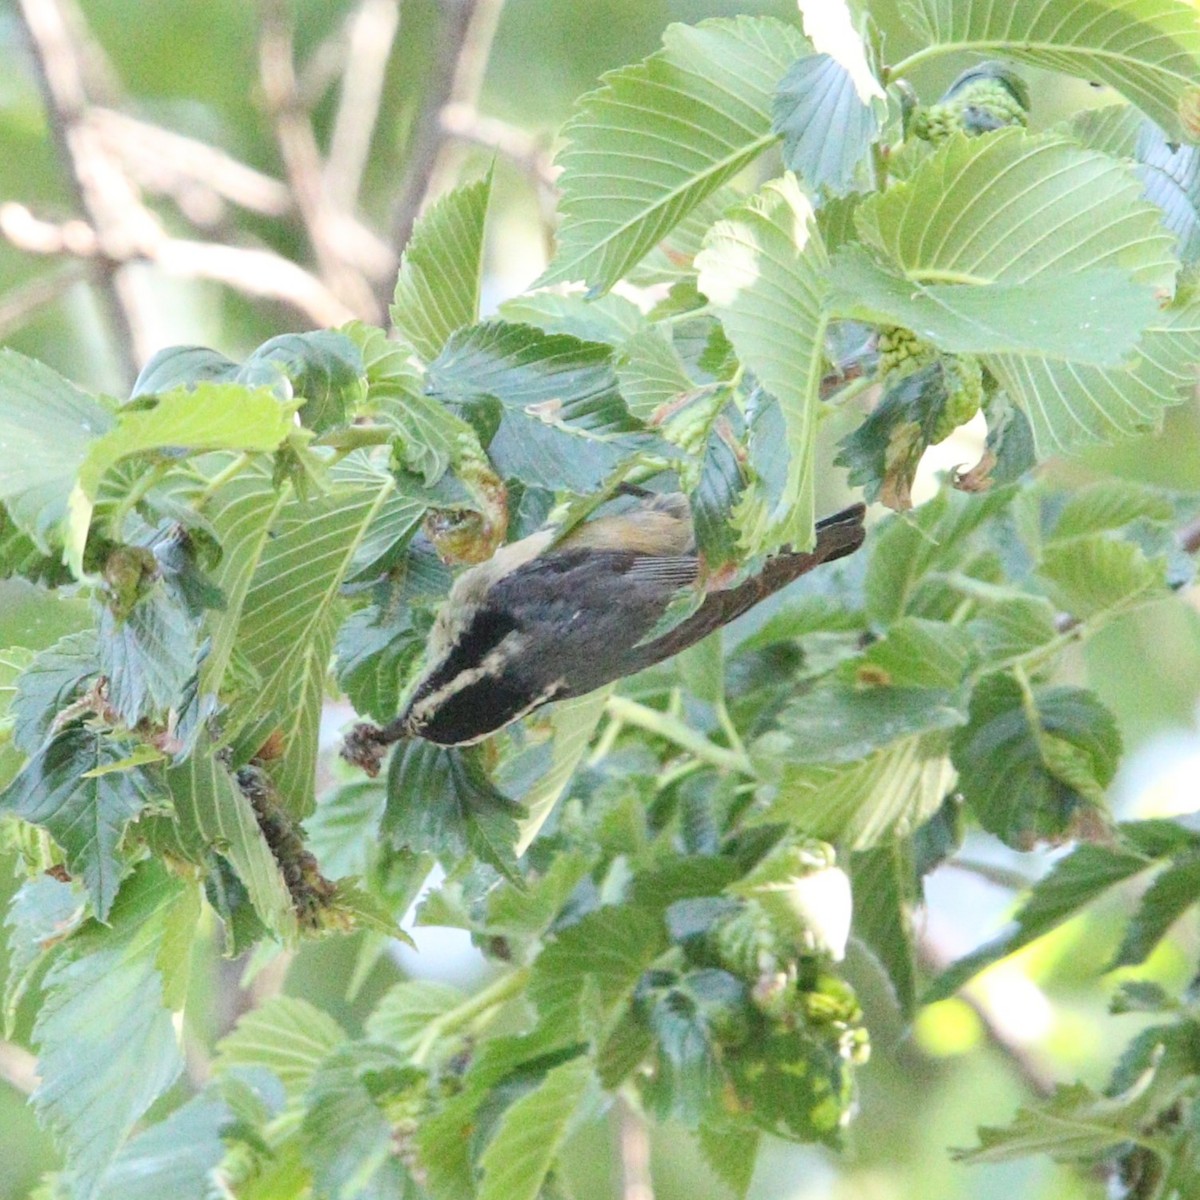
[326,0,401,214]
[385,0,483,265]
[0,202,356,327]
[86,107,396,282]
[257,0,381,319]
[14,0,149,380]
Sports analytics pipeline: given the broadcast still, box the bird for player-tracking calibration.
[353,491,866,751]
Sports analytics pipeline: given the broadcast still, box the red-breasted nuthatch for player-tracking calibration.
[347,493,866,753]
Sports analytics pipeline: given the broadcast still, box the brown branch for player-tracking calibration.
[0,202,356,327]
[0,1040,39,1096]
[385,0,483,266]
[258,0,381,320]
[14,0,150,380]
[326,0,401,213]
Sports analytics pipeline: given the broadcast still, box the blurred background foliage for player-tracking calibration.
[1,1,1200,1198]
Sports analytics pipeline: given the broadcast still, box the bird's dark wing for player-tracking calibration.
[400,548,698,744]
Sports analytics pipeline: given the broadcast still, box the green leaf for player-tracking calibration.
[952,676,1121,848]
[776,679,968,764]
[238,332,366,433]
[640,973,728,1122]
[301,1043,414,1200]
[484,851,595,937]
[540,16,810,290]
[426,321,652,492]
[1039,533,1168,621]
[0,349,113,551]
[967,595,1058,667]
[498,292,649,345]
[0,727,152,920]
[903,0,1200,141]
[528,905,667,1042]
[857,618,974,689]
[391,173,491,362]
[239,478,394,814]
[345,320,474,487]
[195,457,287,697]
[512,687,613,854]
[834,360,970,510]
[926,838,1155,1001]
[215,995,346,1100]
[477,1058,594,1200]
[827,245,1155,365]
[130,345,240,396]
[1074,105,1200,264]
[863,486,1015,623]
[10,629,99,756]
[697,1121,761,1199]
[32,864,190,1198]
[614,329,697,423]
[1110,852,1200,967]
[166,748,297,938]
[384,742,524,879]
[69,384,296,573]
[857,129,1177,290]
[94,1097,229,1200]
[955,1073,1166,1166]
[987,295,1200,455]
[696,174,829,549]
[773,52,879,194]
[755,731,956,850]
[850,839,918,1016]
[98,580,200,726]
[1137,120,1200,263]
[1049,479,1175,541]
[3,873,84,1036]
[365,980,467,1060]
[334,605,422,724]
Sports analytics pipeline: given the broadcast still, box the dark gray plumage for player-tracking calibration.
[386,498,866,746]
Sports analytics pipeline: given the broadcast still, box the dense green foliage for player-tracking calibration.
[4,1,1200,1198]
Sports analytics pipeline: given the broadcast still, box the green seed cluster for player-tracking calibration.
[877,325,934,379]
[913,78,1028,144]
[932,354,984,443]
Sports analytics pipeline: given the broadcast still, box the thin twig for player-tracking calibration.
[14,0,148,379]
[0,1040,39,1096]
[326,0,401,213]
[420,0,510,201]
[439,102,556,189]
[90,107,293,219]
[385,0,481,266]
[258,0,380,319]
[0,202,356,327]
[88,107,396,280]
[0,264,89,339]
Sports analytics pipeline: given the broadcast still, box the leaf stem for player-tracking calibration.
[192,452,254,510]
[411,966,530,1066]
[604,695,754,776]
[108,460,171,535]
